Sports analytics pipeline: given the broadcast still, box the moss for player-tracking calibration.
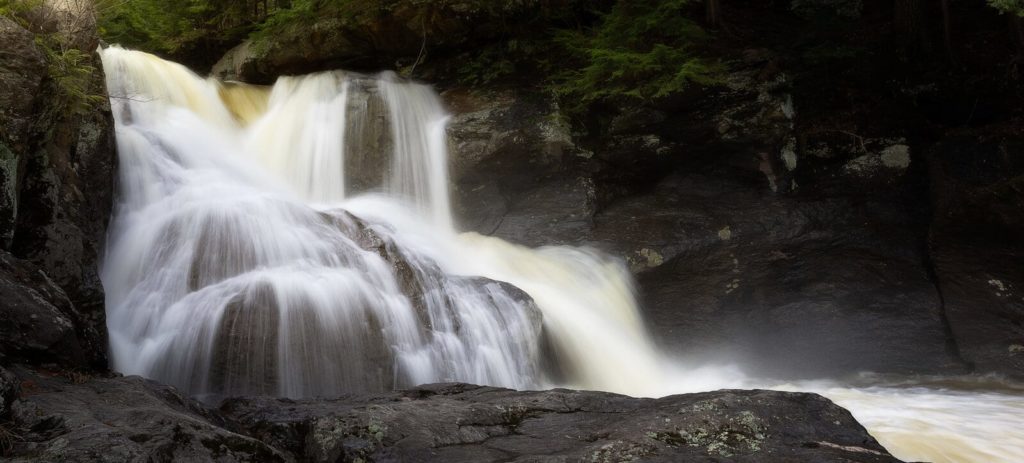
[674,410,768,457]
[589,440,656,463]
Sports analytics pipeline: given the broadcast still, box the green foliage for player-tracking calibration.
[551,0,721,111]
[93,0,719,113]
[989,0,1024,17]
[454,38,555,86]
[39,37,105,115]
[99,0,291,55]
[1,0,104,115]
[0,0,41,19]
[251,0,317,41]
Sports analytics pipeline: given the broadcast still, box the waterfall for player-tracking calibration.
[99,47,668,399]
[99,47,1024,463]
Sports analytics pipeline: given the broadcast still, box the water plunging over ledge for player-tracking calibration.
[100,47,665,399]
[99,47,1024,463]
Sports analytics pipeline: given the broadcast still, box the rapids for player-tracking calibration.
[99,47,1024,463]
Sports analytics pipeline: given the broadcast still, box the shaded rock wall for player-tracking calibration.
[438,73,962,378]
[433,2,1022,379]
[0,4,116,370]
[928,136,1024,374]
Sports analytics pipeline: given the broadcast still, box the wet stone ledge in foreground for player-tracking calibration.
[1,368,900,462]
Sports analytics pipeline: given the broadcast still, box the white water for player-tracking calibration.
[100,47,1024,463]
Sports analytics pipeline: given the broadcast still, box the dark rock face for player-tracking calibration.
[0,16,48,249]
[443,88,588,243]
[433,3,1020,380]
[0,6,117,368]
[1,374,900,462]
[0,251,104,368]
[598,174,957,378]
[7,49,116,327]
[441,67,960,378]
[928,137,1024,374]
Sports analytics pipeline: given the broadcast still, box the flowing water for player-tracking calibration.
[100,47,1024,463]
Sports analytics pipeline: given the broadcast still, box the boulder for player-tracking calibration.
[4,370,286,462]
[219,383,900,462]
[2,373,899,462]
[0,251,104,369]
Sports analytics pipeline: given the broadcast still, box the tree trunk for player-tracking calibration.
[894,0,930,54]
[1013,15,1024,51]
[939,0,953,62]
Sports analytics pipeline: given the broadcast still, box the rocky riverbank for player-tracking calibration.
[1,367,899,462]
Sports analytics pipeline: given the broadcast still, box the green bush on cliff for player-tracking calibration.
[551,0,720,110]
[0,0,38,17]
[38,37,106,115]
[99,0,291,56]
[1,0,104,115]
[988,0,1024,16]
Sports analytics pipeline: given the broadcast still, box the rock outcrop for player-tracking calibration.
[4,369,287,462]
[2,370,900,462]
[429,2,1022,380]
[439,65,961,378]
[0,3,116,370]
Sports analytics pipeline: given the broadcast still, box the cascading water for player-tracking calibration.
[100,47,1024,463]
[100,46,667,399]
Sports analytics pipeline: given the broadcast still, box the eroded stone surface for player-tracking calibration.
[219,383,898,463]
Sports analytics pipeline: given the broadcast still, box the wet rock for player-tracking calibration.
[0,251,103,369]
[219,383,900,462]
[4,371,287,462]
